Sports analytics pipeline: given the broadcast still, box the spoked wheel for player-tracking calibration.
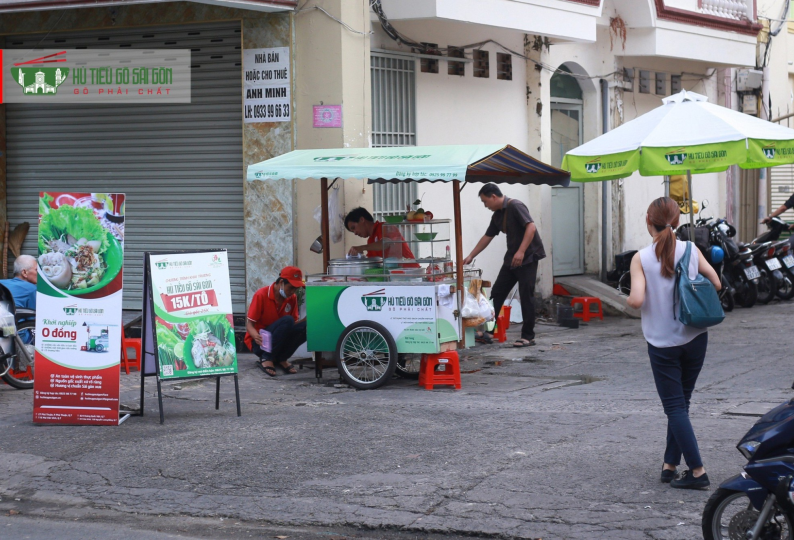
[1,320,35,390]
[756,269,778,304]
[778,275,794,301]
[335,321,397,390]
[702,489,793,540]
[617,272,631,296]
[395,353,421,379]
[719,276,735,312]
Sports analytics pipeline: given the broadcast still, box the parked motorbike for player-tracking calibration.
[0,284,36,390]
[702,388,794,540]
[707,218,760,308]
[747,241,780,305]
[752,216,794,301]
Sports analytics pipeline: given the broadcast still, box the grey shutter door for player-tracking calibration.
[5,21,246,312]
[771,164,794,221]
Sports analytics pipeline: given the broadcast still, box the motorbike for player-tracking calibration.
[702,387,794,540]
[706,218,759,309]
[751,216,794,301]
[0,283,36,390]
[747,241,780,305]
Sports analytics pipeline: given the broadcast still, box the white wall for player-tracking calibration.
[372,21,532,286]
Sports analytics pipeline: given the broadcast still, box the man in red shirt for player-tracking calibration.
[344,207,419,265]
[245,266,306,377]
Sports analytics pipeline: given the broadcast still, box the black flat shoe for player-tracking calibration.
[661,468,676,483]
[670,470,710,490]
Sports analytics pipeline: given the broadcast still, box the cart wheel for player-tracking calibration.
[335,321,397,390]
[95,344,104,352]
[395,353,421,379]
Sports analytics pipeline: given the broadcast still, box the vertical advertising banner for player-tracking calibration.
[33,192,125,425]
[148,251,237,380]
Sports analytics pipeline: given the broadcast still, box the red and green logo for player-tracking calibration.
[10,51,69,96]
[585,158,601,174]
[665,148,688,165]
[361,289,387,312]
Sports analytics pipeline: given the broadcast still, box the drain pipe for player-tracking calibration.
[600,78,610,282]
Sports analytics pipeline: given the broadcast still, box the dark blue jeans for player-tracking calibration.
[250,316,306,364]
[647,332,708,469]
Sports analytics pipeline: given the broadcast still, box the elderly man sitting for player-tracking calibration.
[0,255,37,310]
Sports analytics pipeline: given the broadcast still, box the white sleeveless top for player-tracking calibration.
[639,240,707,348]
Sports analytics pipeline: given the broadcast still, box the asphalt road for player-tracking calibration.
[2,300,792,539]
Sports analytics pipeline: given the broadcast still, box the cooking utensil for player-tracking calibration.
[309,235,323,253]
[327,257,383,276]
[414,232,438,242]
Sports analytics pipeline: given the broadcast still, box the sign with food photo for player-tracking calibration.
[147,250,237,380]
[33,192,125,426]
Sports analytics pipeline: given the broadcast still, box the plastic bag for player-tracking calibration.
[460,291,480,318]
[312,184,345,244]
[0,304,15,337]
[478,296,495,322]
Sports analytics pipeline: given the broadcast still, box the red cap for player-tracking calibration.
[279,266,305,288]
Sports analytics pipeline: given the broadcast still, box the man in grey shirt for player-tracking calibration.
[463,184,544,347]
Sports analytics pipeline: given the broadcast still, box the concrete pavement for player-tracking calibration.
[2,301,793,539]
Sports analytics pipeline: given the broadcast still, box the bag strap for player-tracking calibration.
[673,242,692,320]
[501,199,515,234]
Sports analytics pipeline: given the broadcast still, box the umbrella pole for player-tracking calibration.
[453,180,464,348]
[321,177,330,272]
[686,169,695,230]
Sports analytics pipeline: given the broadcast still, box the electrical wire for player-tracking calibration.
[297,2,373,36]
[371,0,619,81]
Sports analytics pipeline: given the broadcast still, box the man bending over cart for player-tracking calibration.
[344,207,420,266]
[463,184,544,348]
[245,266,306,377]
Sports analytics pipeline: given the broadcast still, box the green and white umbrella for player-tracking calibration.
[561,90,794,226]
[562,90,794,181]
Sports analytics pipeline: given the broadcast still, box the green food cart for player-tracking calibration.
[247,145,569,389]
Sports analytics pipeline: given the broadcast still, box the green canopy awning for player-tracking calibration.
[247,144,570,187]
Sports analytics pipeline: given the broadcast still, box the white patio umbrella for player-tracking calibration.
[561,90,794,227]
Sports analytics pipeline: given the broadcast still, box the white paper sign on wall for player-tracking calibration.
[243,47,291,123]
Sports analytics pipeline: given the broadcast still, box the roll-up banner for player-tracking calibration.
[33,192,125,426]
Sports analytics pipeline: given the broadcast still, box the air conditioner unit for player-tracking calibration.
[737,69,763,92]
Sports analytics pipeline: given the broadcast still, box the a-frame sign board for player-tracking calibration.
[140,251,241,424]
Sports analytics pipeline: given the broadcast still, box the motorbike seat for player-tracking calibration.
[15,307,35,319]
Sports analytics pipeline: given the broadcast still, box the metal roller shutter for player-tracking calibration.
[5,21,246,312]
[771,164,794,221]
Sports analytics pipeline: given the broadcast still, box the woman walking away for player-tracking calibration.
[627,197,721,490]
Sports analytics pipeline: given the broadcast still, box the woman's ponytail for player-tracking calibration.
[647,197,681,279]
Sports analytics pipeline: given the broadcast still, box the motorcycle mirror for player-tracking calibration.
[701,199,709,210]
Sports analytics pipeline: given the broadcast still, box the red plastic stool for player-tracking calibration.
[418,351,461,390]
[121,338,142,374]
[570,297,604,322]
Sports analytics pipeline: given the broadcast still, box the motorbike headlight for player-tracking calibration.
[738,441,761,459]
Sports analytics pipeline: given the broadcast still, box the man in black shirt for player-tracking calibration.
[761,193,794,242]
[463,183,545,347]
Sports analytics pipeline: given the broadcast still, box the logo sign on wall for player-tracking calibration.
[33,192,125,425]
[140,250,241,424]
[1,50,191,103]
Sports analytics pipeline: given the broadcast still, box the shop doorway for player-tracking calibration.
[551,100,584,276]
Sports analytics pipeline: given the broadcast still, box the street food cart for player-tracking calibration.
[247,145,569,389]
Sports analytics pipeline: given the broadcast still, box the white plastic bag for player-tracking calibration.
[478,296,495,322]
[312,184,345,244]
[460,291,480,318]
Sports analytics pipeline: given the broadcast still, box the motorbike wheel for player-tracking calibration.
[1,319,35,390]
[617,272,631,295]
[395,353,421,379]
[735,279,758,308]
[702,488,794,540]
[778,275,794,301]
[720,289,735,312]
[756,269,778,304]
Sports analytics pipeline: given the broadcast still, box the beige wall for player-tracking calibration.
[294,0,372,276]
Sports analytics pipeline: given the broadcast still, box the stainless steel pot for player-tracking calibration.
[327,257,383,276]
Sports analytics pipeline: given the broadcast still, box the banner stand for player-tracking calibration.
[140,252,242,424]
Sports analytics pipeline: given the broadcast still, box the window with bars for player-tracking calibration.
[371,53,417,220]
[448,46,465,76]
[474,49,489,78]
[496,53,512,81]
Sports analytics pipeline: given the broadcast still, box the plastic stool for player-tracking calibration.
[570,297,604,322]
[418,351,461,390]
[121,338,142,374]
